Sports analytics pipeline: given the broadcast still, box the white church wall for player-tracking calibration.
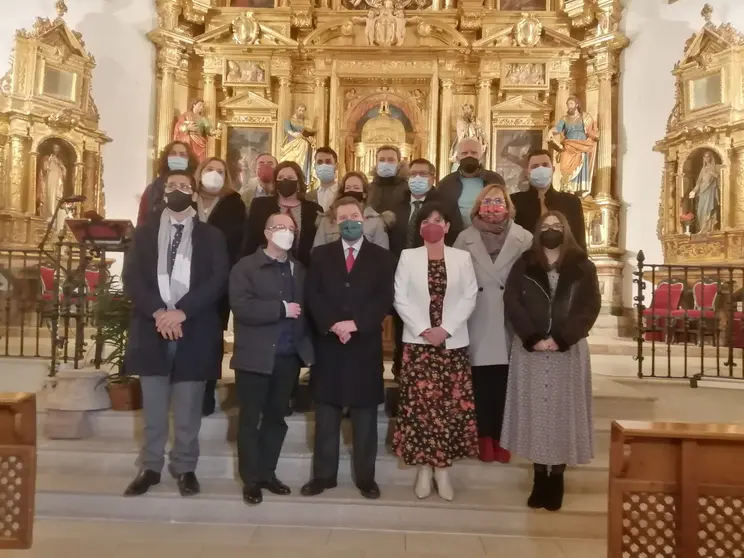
[0,0,157,231]
[619,0,744,306]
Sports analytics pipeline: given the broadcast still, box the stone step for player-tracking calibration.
[37,437,611,494]
[34,472,608,539]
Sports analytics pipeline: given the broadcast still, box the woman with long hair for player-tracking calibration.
[194,157,246,415]
[453,183,532,464]
[313,171,389,248]
[502,210,600,512]
[137,141,199,227]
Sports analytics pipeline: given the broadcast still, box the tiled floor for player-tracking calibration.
[7,520,607,557]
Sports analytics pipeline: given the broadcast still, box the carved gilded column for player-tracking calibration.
[0,134,7,209]
[156,47,179,155]
[554,78,570,123]
[314,77,328,147]
[438,79,454,179]
[662,159,678,237]
[595,72,613,198]
[328,72,341,169]
[82,151,100,214]
[733,144,744,228]
[8,135,29,212]
[276,77,291,155]
[477,78,492,165]
[203,73,217,158]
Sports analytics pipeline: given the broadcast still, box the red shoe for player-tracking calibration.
[478,437,495,462]
[493,440,512,464]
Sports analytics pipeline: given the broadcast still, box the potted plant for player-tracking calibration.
[680,212,695,235]
[95,276,142,411]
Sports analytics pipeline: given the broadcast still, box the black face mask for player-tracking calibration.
[277,179,299,197]
[344,191,365,203]
[164,190,193,213]
[459,157,480,175]
[540,229,564,249]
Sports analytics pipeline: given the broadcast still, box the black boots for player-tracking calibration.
[527,465,564,511]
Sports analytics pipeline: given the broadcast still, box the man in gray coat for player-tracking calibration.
[229,212,314,505]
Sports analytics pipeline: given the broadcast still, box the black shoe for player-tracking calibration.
[527,469,548,509]
[543,472,564,512]
[174,471,201,497]
[300,478,337,497]
[357,480,380,500]
[285,400,294,417]
[123,469,161,496]
[243,483,263,505]
[259,477,291,495]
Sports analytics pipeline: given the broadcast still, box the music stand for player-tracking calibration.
[66,219,134,249]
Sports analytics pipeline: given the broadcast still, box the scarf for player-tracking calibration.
[157,207,195,309]
[196,195,221,223]
[473,216,511,257]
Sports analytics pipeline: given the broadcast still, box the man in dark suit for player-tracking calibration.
[122,169,229,498]
[242,161,323,267]
[302,197,395,500]
[230,212,314,506]
[511,149,587,250]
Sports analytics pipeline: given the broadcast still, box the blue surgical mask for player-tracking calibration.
[408,176,430,197]
[316,164,336,183]
[529,166,553,189]
[168,156,188,171]
[339,220,363,241]
[376,162,397,178]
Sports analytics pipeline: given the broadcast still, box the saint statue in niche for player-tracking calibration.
[279,104,316,181]
[550,95,599,197]
[688,150,721,235]
[36,143,68,220]
[173,99,220,162]
[449,103,488,172]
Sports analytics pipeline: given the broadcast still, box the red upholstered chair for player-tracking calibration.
[39,267,56,302]
[642,280,684,342]
[670,280,720,346]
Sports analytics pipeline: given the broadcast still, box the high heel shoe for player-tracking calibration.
[433,467,454,501]
[414,465,433,499]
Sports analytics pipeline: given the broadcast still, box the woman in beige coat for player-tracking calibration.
[453,183,532,464]
[313,171,390,249]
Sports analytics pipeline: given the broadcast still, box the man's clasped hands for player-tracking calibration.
[153,308,187,340]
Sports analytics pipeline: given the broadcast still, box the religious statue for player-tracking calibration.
[688,150,721,234]
[279,103,316,181]
[36,143,67,220]
[345,88,359,110]
[353,0,417,47]
[173,99,220,162]
[550,95,599,196]
[449,103,488,171]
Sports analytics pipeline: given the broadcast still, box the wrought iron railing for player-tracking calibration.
[633,250,744,386]
[0,244,109,370]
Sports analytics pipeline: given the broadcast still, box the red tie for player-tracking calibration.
[345,247,355,273]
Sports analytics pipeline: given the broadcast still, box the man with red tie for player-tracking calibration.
[302,196,395,500]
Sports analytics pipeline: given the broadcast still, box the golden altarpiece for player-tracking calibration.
[149,0,629,309]
[0,1,110,249]
[656,4,744,265]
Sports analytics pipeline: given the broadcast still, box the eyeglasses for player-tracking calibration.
[165,183,193,193]
[540,224,564,232]
[267,224,297,233]
[481,198,506,207]
[409,171,431,178]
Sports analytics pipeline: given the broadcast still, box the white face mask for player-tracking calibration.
[201,170,225,193]
[271,229,294,251]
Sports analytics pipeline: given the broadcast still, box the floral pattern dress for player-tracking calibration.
[393,259,479,467]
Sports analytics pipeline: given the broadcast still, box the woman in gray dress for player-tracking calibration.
[502,210,600,512]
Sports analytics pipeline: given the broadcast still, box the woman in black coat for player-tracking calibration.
[194,156,247,416]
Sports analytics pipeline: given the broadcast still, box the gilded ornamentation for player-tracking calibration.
[459,12,482,31]
[351,1,421,47]
[493,117,543,127]
[504,63,545,86]
[45,108,80,132]
[291,10,315,30]
[0,69,11,96]
[225,60,267,85]
[515,13,543,48]
[233,13,260,45]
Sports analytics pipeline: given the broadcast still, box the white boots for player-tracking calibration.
[414,466,454,501]
[414,465,433,499]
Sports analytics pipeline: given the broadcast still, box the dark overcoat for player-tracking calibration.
[305,240,395,407]
[123,217,229,382]
[511,186,588,250]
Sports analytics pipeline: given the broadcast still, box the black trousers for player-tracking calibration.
[235,354,301,485]
[313,403,378,485]
[471,364,509,439]
[392,311,404,375]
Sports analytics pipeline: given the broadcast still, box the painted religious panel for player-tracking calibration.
[498,0,547,10]
[42,65,77,102]
[225,60,269,86]
[232,0,274,7]
[226,127,273,192]
[688,72,722,111]
[494,129,543,194]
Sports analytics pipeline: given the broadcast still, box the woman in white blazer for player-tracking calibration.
[392,201,479,502]
[454,183,532,465]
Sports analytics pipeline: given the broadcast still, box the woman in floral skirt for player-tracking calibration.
[392,202,479,501]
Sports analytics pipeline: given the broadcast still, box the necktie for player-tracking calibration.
[168,224,184,276]
[345,247,355,273]
[407,201,422,248]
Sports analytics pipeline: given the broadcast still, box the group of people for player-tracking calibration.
[123,135,600,513]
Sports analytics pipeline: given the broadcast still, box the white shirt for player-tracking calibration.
[342,236,364,260]
[317,182,339,213]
